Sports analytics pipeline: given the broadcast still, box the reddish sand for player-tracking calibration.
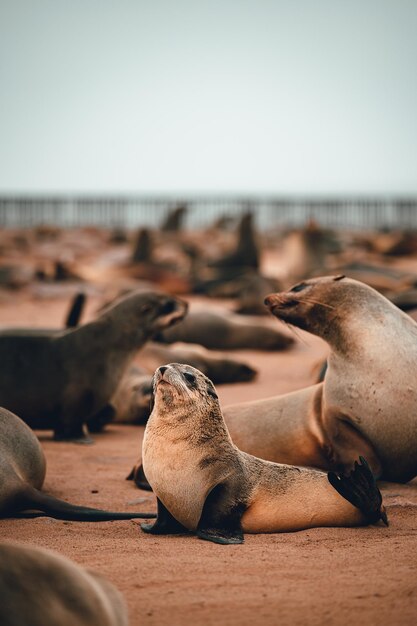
[0,292,416,626]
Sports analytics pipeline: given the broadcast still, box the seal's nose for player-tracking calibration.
[159,366,168,376]
[264,294,276,307]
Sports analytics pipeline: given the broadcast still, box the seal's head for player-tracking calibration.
[264,275,346,332]
[102,290,188,344]
[263,275,388,350]
[151,363,219,419]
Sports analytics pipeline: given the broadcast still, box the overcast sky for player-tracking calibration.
[0,1,416,194]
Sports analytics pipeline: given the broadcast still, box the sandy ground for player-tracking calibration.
[0,292,416,626]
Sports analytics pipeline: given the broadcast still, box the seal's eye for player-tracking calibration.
[183,372,197,386]
[290,282,307,293]
[140,303,153,314]
[159,300,176,315]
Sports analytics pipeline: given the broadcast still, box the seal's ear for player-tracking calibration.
[333,275,345,281]
[207,382,218,400]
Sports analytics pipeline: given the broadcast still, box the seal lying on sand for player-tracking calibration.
[0,290,187,441]
[0,542,128,626]
[0,407,155,521]
[139,363,387,544]
[225,275,417,483]
[139,341,257,384]
[91,341,256,429]
[155,309,293,350]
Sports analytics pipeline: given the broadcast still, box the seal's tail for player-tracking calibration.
[12,487,156,522]
[328,456,388,526]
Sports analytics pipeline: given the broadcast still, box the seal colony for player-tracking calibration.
[0,407,156,521]
[140,363,387,544]
[225,275,417,483]
[0,290,187,441]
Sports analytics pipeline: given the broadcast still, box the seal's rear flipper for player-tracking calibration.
[141,498,187,535]
[328,456,388,526]
[197,526,243,545]
[196,483,245,545]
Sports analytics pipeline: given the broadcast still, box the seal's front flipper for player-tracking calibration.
[328,456,388,526]
[132,464,153,491]
[87,405,116,433]
[141,498,187,535]
[197,483,245,545]
[54,422,93,444]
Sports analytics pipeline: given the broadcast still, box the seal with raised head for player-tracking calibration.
[0,542,128,626]
[0,406,155,521]
[140,363,387,544]
[0,290,187,441]
[224,275,417,483]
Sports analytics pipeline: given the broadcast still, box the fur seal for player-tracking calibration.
[225,275,417,483]
[155,309,294,351]
[0,290,187,441]
[161,204,187,232]
[111,366,153,426]
[208,211,259,272]
[139,341,257,384]
[0,542,128,625]
[140,364,387,544]
[0,406,155,521]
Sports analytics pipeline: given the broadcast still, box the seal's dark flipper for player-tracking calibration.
[141,498,187,535]
[133,464,153,491]
[17,487,156,521]
[54,422,93,444]
[54,432,94,445]
[87,405,116,433]
[197,526,244,545]
[65,292,86,328]
[126,467,135,480]
[197,483,245,545]
[328,456,388,526]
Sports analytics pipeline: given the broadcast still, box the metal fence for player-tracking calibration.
[0,195,416,229]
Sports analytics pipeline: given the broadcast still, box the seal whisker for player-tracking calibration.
[296,297,335,310]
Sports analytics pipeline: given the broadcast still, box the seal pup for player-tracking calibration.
[0,542,128,626]
[140,364,387,544]
[225,275,417,483]
[0,290,187,441]
[0,406,155,521]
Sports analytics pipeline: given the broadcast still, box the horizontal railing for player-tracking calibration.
[0,195,416,229]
